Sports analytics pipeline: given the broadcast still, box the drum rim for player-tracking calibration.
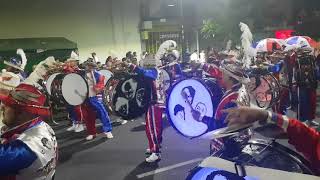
[248,139,315,175]
[103,76,120,113]
[159,69,172,91]
[166,77,218,138]
[99,69,114,85]
[265,74,281,105]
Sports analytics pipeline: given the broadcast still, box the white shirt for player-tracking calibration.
[199,52,206,63]
[85,72,96,97]
[190,52,198,61]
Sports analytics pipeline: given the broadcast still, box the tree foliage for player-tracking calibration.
[200,19,221,39]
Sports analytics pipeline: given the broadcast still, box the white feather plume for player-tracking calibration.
[239,22,255,67]
[155,40,177,62]
[226,40,232,51]
[24,56,56,86]
[16,49,27,71]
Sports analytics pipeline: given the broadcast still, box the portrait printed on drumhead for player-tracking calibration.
[168,79,215,137]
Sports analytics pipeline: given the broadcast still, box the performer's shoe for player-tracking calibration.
[74,124,85,133]
[66,124,76,131]
[86,135,96,141]
[104,132,114,139]
[121,120,128,125]
[146,153,161,163]
[306,120,320,127]
[145,148,151,155]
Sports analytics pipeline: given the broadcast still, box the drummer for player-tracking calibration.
[214,60,249,129]
[81,58,114,140]
[62,58,86,133]
[124,55,166,163]
[0,83,57,179]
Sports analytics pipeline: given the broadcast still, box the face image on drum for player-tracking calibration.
[121,79,138,100]
[115,97,129,116]
[112,75,152,120]
[247,77,272,108]
[167,79,216,137]
[136,88,146,108]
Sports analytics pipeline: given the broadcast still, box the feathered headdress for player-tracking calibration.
[23,56,57,87]
[226,40,232,51]
[239,22,256,67]
[155,40,177,65]
[4,49,28,71]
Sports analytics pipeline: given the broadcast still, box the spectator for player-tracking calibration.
[190,50,199,62]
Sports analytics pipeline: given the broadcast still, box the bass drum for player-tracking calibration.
[99,69,113,86]
[111,74,151,120]
[49,73,88,106]
[103,75,121,112]
[187,139,316,179]
[166,78,224,138]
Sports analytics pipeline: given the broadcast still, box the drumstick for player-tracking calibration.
[181,91,201,122]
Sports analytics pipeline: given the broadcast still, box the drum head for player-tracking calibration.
[112,75,151,120]
[46,73,60,95]
[99,70,114,86]
[61,73,88,106]
[166,78,222,138]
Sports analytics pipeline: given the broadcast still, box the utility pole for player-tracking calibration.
[179,0,185,54]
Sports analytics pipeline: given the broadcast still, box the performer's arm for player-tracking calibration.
[0,140,37,175]
[128,64,158,80]
[268,113,320,164]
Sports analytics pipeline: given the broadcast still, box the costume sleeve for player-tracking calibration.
[269,113,320,168]
[215,102,237,129]
[0,140,37,175]
[268,61,283,73]
[128,64,158,80]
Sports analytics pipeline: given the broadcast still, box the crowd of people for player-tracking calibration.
[0,26,319,179]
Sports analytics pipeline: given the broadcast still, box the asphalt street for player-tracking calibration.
[50,109,319,180]
[52,115,209,180]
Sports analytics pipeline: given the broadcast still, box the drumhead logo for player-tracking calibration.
[167,79,217,137]
[121,79,138,100]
